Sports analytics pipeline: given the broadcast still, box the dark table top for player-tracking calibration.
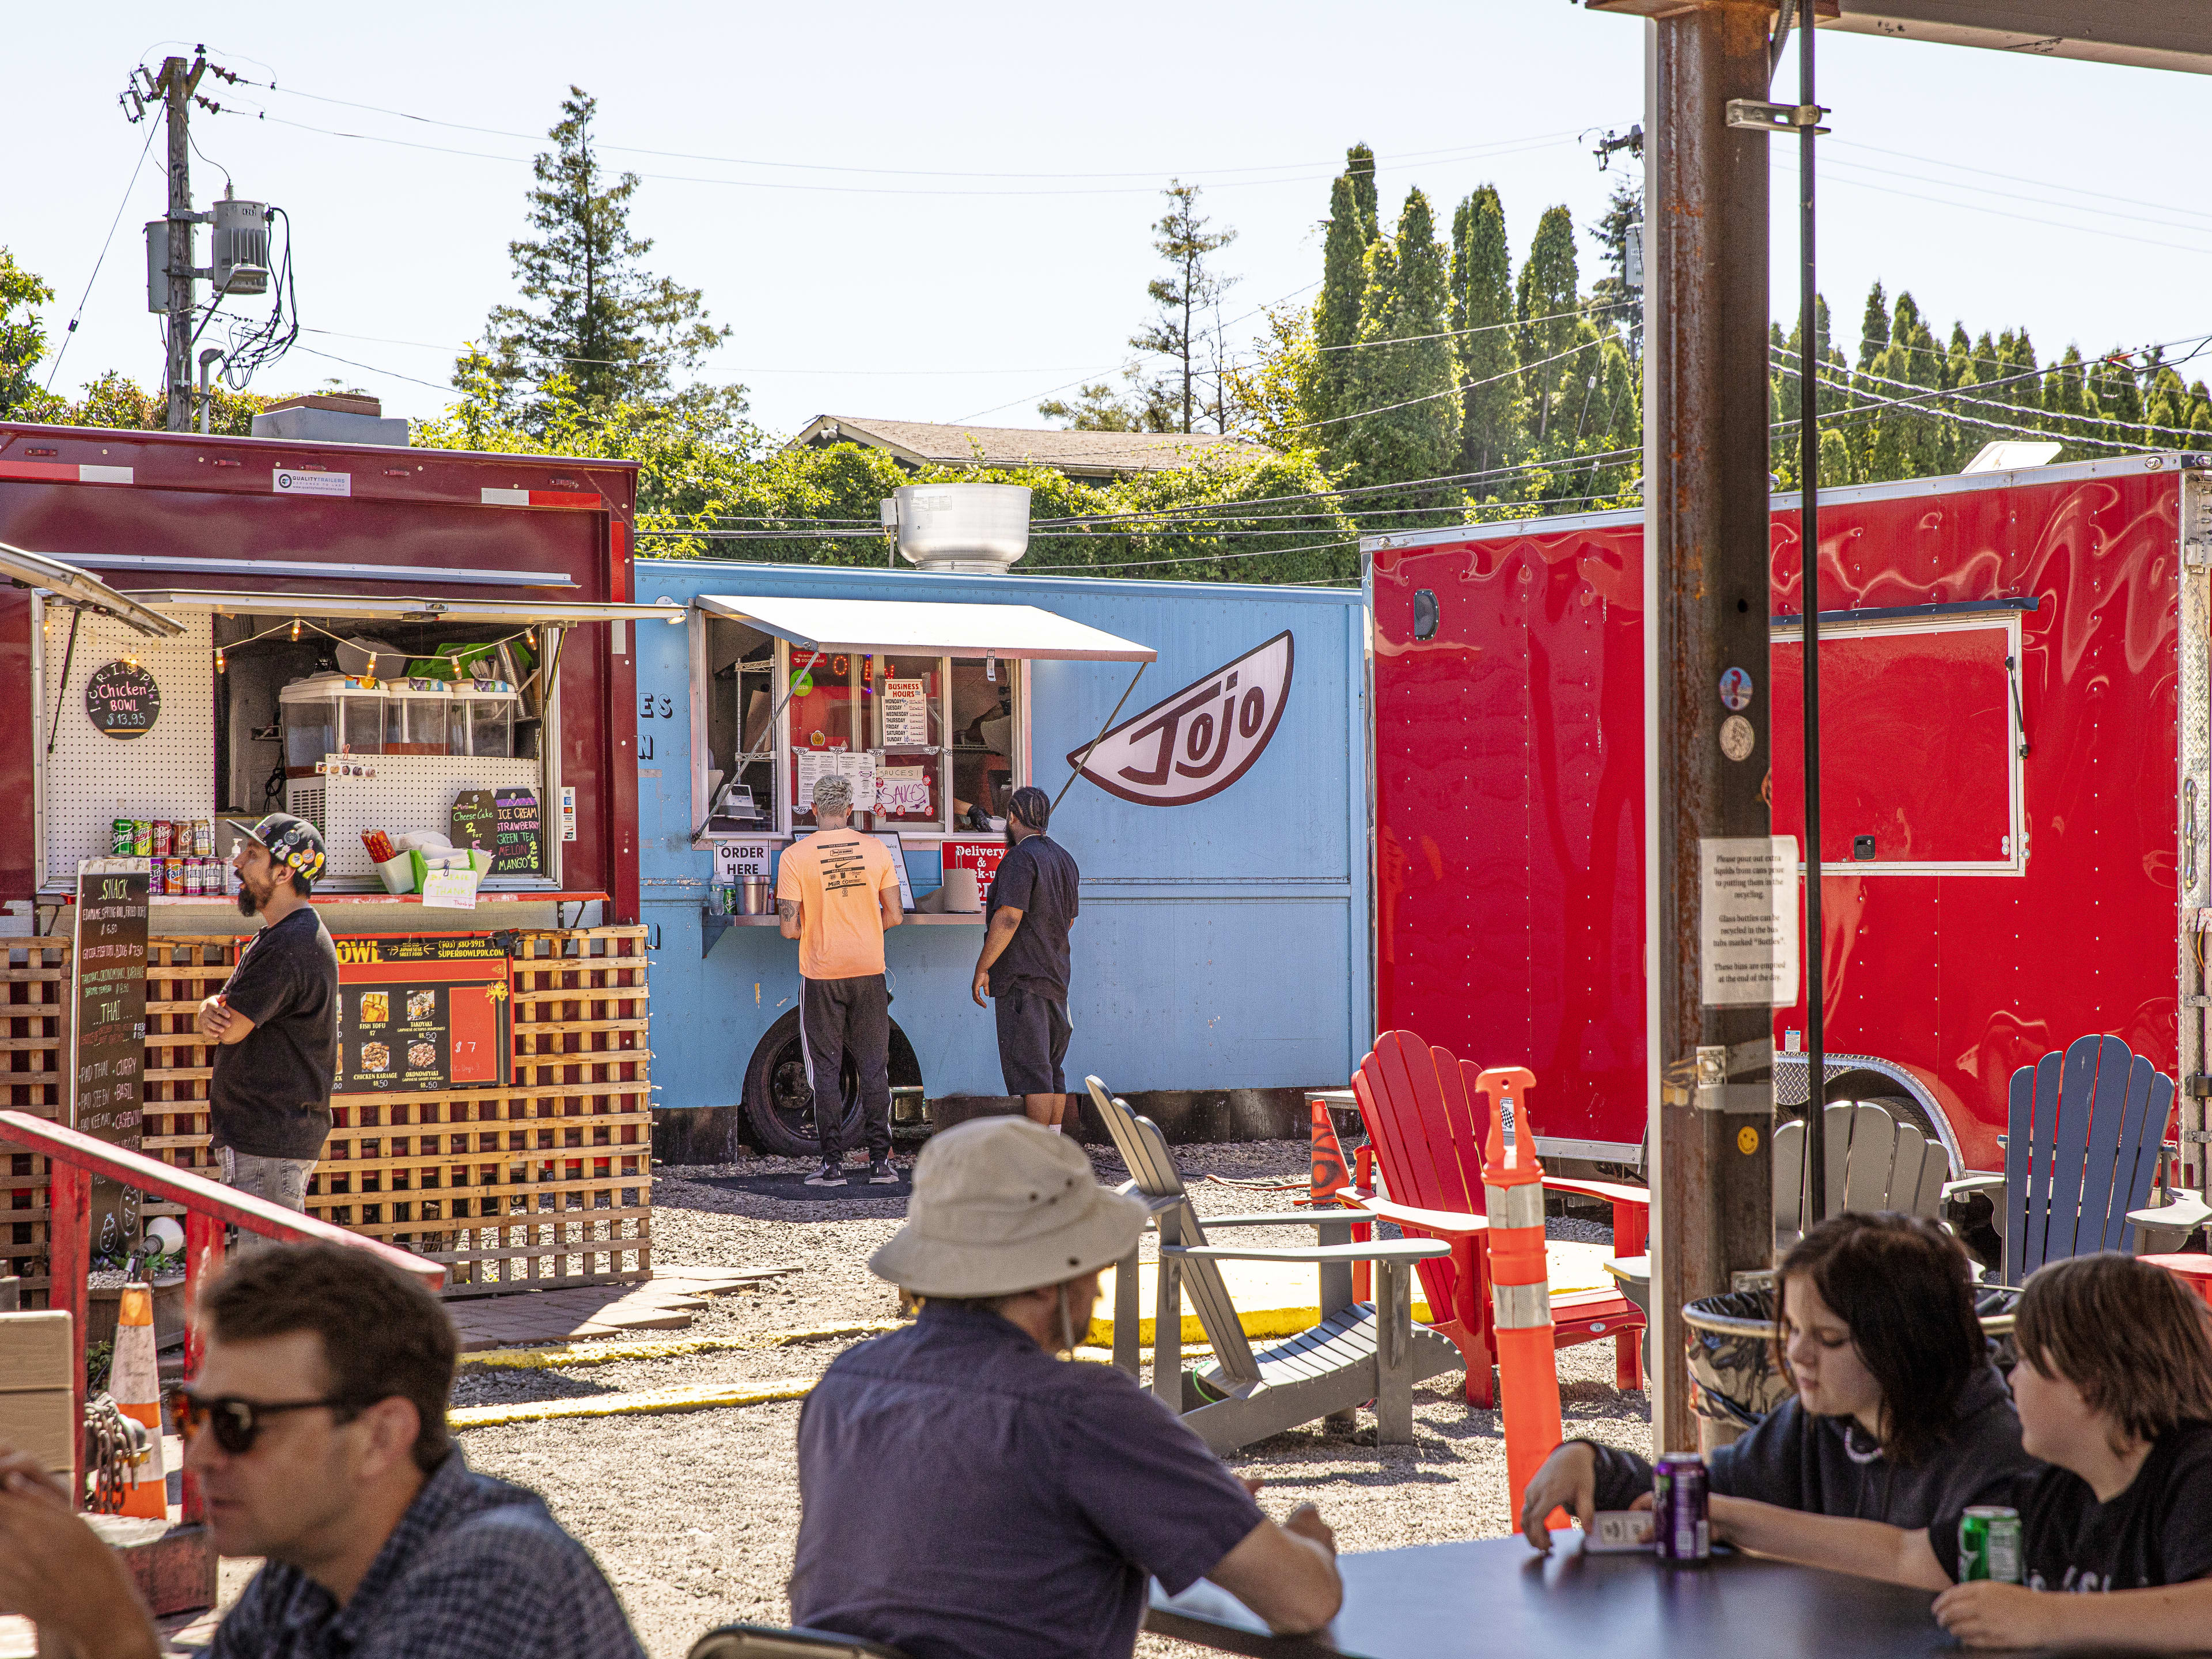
[1147,1533,1957,1659]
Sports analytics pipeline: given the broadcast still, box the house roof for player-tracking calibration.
[789,415,1274,479]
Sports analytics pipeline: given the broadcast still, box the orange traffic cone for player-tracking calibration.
[1309,1099,1352,1207]
[1473,1065,1565,1532]
[109,1282,167,1518]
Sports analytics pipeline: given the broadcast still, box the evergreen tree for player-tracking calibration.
[1036,383,1145,431]
[1338,189,1461,520]
[2045,345,2092,449]
[1313,166,1374,445]
[1126,180,1238,434]
[1514,206,1582,445]
[1585,175,1642,338]
[1857,281,1890,371]
[1449,185,1522,483]
[2087,350,2144,448]
[468,88,735,427]
[1345,143,1379,242]
[1863,291,1946,482]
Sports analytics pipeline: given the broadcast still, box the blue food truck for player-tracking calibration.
[631,501,1367,1156]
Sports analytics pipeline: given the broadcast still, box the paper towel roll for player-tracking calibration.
[938,867,982,912]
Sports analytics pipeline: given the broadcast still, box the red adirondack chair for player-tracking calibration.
[1347,1031,1649,1408]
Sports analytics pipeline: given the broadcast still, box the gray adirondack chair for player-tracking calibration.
[1772,1100,1948,1252]
[1946,1035,2175,1285]
[1084,1076,1457,1456]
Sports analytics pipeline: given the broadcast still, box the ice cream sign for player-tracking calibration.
[1069,631,1294,806]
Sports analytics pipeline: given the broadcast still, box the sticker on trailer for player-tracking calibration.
[272,469,351,498]
[1699,836,1799,1009]
[714,838,774,882]
[560,785,577,842]
[1719,666,1753,710]
[1719,714,1755,762]
[1067,631,1294,808]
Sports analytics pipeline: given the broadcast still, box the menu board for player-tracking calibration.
[84,660,161,740]
[450,789,498,857]
[796,749,876,813]
[335,934,509,1094]
[71,859,149,1259]
[493,787,541,876]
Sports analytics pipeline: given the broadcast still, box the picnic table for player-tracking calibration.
[1147,1533,1955,1658]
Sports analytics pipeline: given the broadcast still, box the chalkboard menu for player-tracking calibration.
[334,934,509,1095]
[84,660,160,739]
[493,787,541,876]
[450,790,497,857]
[72,859,149,1260]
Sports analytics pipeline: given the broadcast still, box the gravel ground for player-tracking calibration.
[446,1142,1654,1659]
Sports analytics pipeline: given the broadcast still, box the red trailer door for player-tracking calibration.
[1770,616,2025,874]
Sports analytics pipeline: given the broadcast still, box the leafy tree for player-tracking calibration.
[1449,185,1522,483]
[1585,175,1642,336]
[467,87,737,429]
[1862,291,1948,481]
[1514,206,1582,444]
[1856,282,1890,372]
[54,369,272,435]
[0,248,60,422]
[1126,180,1238,434]
[1036,382,1145,431]
[1219,304,1319,453]
[1338,188,1461,521]
[1344,142,1379,242]
[1312,167,1373,452]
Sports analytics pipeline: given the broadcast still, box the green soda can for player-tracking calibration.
[1959,1507,2022,1582]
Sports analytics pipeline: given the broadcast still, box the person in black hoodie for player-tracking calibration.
[1521,1211,2035,1550]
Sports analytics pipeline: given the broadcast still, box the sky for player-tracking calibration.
[8,4,2211,441]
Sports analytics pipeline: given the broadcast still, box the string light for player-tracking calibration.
[290,618,302,642]
[214,647,226,675]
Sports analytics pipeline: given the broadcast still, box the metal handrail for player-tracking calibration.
[0,1109,444,1513]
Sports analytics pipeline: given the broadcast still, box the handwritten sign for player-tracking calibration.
[335,934,509,1094]
[877,764,933,817]
[84,660,161,740]
[493,787,541,876]
[449,789,497,856]
[72,859,149,1260]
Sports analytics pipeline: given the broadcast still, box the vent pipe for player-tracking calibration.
[882,483,1031,574]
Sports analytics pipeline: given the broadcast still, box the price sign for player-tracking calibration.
[450,789,498,856]
[71,859,148,1259]
[84,661,161,739]
[493,787,541,876]
[335,935,509,1094]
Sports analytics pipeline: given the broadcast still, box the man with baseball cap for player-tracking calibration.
[789,1118,1342,1657]
[196,812,340,1225]
[777,774,904,1186]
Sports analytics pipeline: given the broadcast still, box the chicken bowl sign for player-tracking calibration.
[1069,631,1293,806]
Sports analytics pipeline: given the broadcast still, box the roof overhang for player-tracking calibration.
[1586,0,2212,75]
[0,541,185,638]
[122,590,688,626]
[694,593,1154,662]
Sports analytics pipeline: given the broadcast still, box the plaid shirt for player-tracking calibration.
[211,1448,643,1659]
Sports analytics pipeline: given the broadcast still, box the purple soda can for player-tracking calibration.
[1652,1452,1710,1563]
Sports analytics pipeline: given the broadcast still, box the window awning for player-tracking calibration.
[0,542,185,638]
[693,593,1154,662]
[122,589,689,627]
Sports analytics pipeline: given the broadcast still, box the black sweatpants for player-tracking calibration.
[800,973,892,1161]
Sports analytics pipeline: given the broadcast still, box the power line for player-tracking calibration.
[1274,335,1611,436]
[44,118,164,393]
[1828,138,2212,231]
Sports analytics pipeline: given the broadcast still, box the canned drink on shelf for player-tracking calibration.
[112,820,134,855]
[151,821,172,858]
[186,858,206,898]
[192,820,214,857]
[132,820,152,857]
[171,857,188,896]
[1959,1508,2022,1583]
[1653,1452,1710,1564]
[172,821,195,858]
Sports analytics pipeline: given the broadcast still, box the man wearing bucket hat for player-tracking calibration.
[789,1118,1342,1658]
[195,813,340,1226]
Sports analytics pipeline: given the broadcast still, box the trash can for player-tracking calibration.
[1684,1283,2026,1451]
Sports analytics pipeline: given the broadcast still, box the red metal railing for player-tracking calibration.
[0,1110,444,1513]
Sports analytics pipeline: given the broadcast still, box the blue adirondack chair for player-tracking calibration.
[1950,1035,2174,1286]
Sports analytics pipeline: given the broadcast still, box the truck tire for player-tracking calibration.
[742,1010,863,1160]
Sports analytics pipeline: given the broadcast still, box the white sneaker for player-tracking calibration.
[804,1162,847,1187]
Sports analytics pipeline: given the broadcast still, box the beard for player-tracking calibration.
[235,885,259,918]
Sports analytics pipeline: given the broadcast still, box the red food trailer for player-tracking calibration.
[1368,451,2212,1198]
[0,417,681,1296]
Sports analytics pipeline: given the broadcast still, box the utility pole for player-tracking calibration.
[1589,0,1779,1456]
[159,53,206,432]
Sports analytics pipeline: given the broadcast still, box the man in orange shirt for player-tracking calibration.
[778,774,904,1186]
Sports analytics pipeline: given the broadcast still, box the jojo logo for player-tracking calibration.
[1067,631,1294,807]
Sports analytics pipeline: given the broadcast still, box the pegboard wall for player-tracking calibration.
[288,757,543,877]
[41,607,213,885]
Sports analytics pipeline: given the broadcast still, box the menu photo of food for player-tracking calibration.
[406,989,438,1022]
[359,992,389,1025]
[407,1041,438,1070]
[361,1041,392,1073]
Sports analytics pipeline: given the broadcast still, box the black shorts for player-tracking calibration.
[994,983,1071,1096]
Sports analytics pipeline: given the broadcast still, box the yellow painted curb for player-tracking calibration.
[457,1321,905,1372]
[449,1380,816,1429]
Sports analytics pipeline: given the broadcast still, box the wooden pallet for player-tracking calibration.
[3,926,652,1298]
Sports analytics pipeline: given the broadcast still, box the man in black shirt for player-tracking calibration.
[972,787,1080,1131]
[198,813,340,1231]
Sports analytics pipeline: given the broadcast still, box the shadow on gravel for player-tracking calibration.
[691,1172,914,1201]
[453,1368,620,1405]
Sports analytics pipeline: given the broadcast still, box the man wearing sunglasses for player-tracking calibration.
[0,1243,643,1659]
